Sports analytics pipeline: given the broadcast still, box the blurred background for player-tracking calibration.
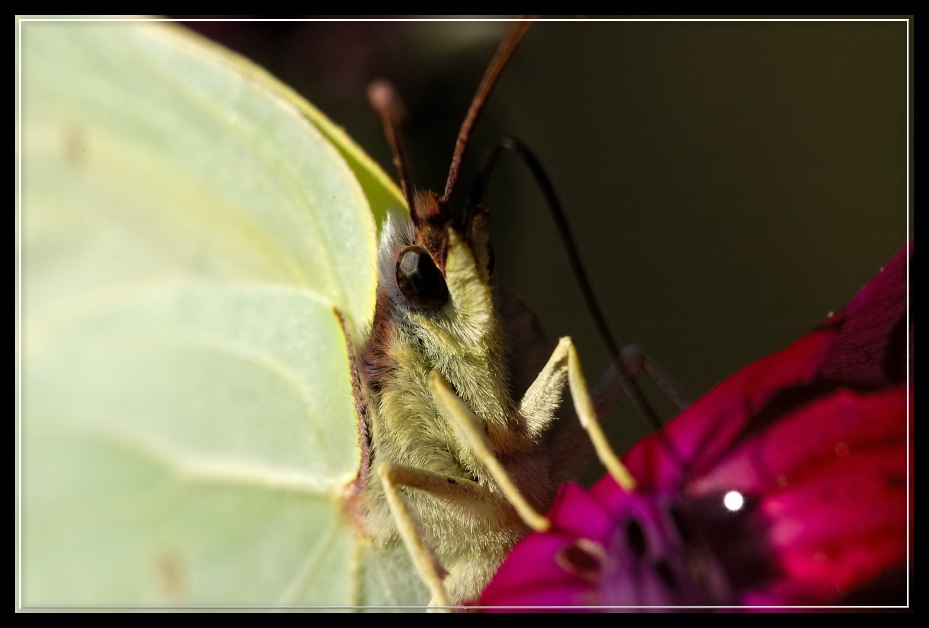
[178,17,908,472]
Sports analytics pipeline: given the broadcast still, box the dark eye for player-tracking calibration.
[395,246,449,311]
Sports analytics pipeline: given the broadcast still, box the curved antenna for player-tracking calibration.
[467,136,670,436]
[368,79,417,216]
[441,19,533,206]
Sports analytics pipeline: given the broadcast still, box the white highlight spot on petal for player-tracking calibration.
[723,490,744,512]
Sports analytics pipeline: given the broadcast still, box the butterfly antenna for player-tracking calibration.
[468,137,667,435]
[441,19,533,206]
[368,79,417,215]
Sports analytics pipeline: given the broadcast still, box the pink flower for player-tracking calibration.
[476,244,910,610]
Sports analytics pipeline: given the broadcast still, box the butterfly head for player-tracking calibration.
[376,191,500,379]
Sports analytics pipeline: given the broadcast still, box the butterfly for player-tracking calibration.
[475,243,910,609]
[18,18,908,609]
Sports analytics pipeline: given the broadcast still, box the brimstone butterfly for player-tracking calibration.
[18,17,908,609]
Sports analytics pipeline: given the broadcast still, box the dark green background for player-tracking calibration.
[184,18,909,480]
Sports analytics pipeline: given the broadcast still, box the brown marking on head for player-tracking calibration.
[361,290,401,396]
[411,190,452,272]
[369,21,533,277]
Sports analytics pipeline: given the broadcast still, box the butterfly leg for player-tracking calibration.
[518,337,694,495]
[593,344,691,418]
[377,461,464,609]
[428,372,552,533]
[378,372,559,607]
[377,435,546,610]
[524,336,638,490]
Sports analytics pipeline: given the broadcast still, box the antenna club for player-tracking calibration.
[367,80,403,118]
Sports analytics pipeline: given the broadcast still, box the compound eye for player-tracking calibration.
[395,246,449,311]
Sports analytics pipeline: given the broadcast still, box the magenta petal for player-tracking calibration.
[475,483,623,609]
[547,482,615,541]
[694,387,907,603]
[476,245,909,610]
[475,533,599,609]
[622,330,833,492]
[692,387,906,496]
[818,242,910,388]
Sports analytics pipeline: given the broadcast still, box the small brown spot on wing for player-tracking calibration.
[157,549,187,605]
[62,121,87,167]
